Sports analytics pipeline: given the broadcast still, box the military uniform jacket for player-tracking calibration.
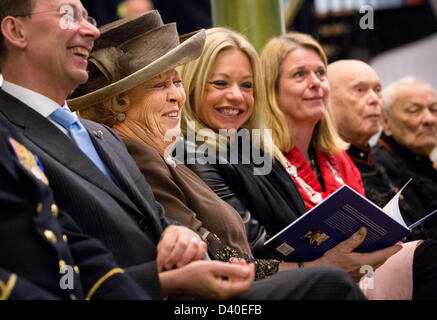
[0,113,150,299]
[0,89,170,299]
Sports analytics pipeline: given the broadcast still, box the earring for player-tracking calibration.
[117,113,126,122]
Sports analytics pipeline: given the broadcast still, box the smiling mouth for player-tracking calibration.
[217,108,242,116]
[163,109,180,118]
[71,47,90,59]
[166,112,179,117]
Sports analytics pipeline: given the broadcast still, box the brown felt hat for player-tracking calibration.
[68,10,205,111]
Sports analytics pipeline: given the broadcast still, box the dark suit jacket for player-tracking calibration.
[0,89,169,299]
[0,114,150,300]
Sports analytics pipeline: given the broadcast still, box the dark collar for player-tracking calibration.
[347,143,372,166]
[378,132,430,164]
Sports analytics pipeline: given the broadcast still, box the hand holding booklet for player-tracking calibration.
[264,179,437,261]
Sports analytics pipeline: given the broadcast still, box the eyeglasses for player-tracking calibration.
[16,4,97,29]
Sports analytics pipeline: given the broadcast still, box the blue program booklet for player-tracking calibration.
[264,179,436,261]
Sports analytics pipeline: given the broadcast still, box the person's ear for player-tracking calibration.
[1,16,28,50]
[380,109,392,136]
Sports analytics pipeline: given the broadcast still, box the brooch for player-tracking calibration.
[93,130,103,139]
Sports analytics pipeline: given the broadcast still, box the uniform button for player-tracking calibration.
[74,266,80,275]
[44,230,57,244]
[59,260,66,269]
[62,234,68,243]
[360,152,365,158]
[51,204,59,217]
[36,203,43,214]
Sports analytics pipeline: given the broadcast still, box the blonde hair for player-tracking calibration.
[79,94,130,127]
[179,27,282,161]
[261,31,348,154]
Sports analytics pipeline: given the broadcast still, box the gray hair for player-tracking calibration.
[382,76,428,111]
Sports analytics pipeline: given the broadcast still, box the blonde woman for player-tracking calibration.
[261,32,364,210]
[178,27,310,255]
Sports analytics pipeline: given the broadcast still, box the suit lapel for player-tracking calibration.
[86,124,148,210]
[0,90,146,219]
[85,123,164,231]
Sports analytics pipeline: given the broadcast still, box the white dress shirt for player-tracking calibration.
[2,80,76,136]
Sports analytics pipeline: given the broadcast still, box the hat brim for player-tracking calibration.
[68,29,205,111]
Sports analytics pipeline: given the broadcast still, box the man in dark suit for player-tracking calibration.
[0,113,151,300]
[0,1,365,300]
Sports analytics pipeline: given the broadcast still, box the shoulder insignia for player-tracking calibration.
[8,138,49,185]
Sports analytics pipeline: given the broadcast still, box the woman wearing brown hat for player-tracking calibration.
[69,13,365,300]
